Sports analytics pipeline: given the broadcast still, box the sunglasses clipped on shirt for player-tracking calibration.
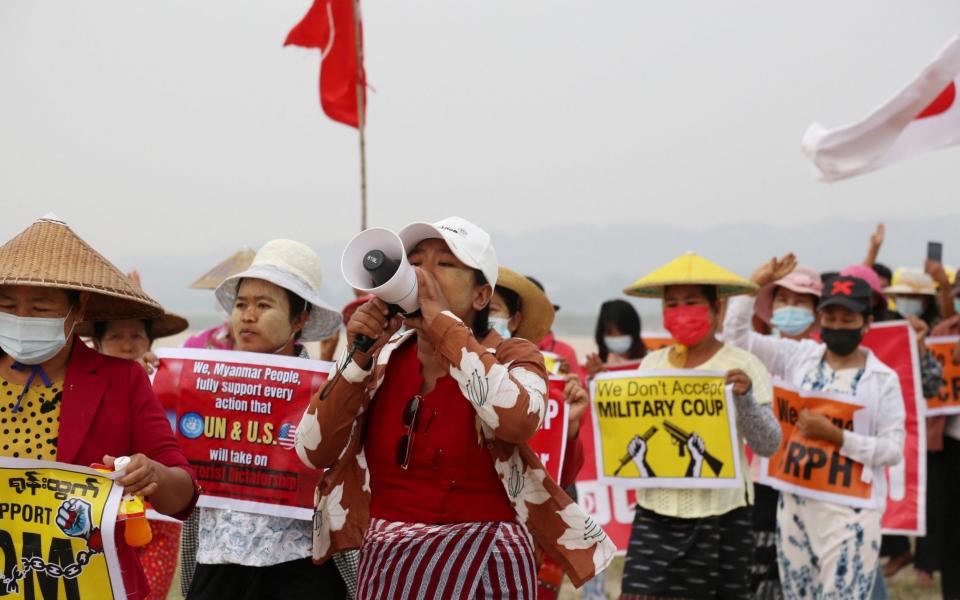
[395,395,421,470]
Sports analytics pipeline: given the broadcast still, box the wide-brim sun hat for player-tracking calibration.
[884,268,937,297]
[496,267,555,344]
[398,216,499,289]
[0,214,163,321]
[624,252,757,298]
[215,239,342,342]
[525,276,561,312]
[190,248,256,290]
[754,266,823,324]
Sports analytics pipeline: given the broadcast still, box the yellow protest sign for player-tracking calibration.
[0,458,125,599]
[589,369,742,488]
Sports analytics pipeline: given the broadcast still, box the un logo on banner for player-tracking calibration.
[179,412,204,440]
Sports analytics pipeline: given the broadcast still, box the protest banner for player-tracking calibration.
[527,377,569,482]
[0,458,125,599]
[590,369,741,488]
[152,348,330,520]
[760,382,875,508]
[862,322,926,535]
[641,332,673,352]
[575,321,926,552]
[926,336,960,416]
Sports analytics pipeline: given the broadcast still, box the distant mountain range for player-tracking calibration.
[125,214,959,336]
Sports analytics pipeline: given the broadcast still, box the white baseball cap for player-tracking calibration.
[398,216,499,288]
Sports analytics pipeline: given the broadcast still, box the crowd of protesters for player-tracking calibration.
[0,213,956,600]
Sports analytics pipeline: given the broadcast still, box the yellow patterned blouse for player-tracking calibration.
[0,375,63,460]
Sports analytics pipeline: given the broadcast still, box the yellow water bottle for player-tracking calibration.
[114,456,153,547]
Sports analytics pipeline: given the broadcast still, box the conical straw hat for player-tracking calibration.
[0,215,163,321]
[190,248,256,289]
[624,252,757,299]
[497,267,555,344]
[76,311,189,340]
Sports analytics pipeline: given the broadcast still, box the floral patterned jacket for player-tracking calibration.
[295,311,615,587]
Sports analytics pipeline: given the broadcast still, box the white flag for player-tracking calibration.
[802,34,960,182]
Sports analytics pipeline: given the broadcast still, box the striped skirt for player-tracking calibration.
[356,518,536,600]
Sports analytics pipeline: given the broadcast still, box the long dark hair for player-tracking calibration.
[919,295,942,329]
[594,299,646,362]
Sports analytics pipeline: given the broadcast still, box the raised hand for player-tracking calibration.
[869,223,885,252]
[585,353,605,378]
[750,254,797,288]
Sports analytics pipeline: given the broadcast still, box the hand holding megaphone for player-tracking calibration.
[344,297,403,366]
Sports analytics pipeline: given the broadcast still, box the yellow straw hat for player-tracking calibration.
[0,215,163,321]
[624,252,757,299]
[496,267,555,344]
[190,248,256,289]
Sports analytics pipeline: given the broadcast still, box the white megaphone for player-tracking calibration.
[341,227,420,330]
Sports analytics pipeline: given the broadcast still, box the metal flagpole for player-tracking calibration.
[353,0,367,231]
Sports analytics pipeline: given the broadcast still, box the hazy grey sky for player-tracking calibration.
[1,0,958,264]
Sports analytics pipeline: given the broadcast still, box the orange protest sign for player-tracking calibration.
[641,333,673,352]
[761,382,875,508]
[926,336,960,416]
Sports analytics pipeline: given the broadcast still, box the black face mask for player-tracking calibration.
[821,327,863,356]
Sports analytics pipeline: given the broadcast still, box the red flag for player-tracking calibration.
[285,0,366,128]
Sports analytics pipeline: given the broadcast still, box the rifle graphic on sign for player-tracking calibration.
[663,420,724,477]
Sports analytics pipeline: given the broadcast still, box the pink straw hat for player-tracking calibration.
[754,266,823,324]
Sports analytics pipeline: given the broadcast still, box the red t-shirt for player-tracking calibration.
[365,340,516,523]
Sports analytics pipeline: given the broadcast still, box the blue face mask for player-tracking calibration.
[604,335,632,355]
[955,298,960,315]
[489,317,512,340]
[770,306,815,337]
[895,297,925,318]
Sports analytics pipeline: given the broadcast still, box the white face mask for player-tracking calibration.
[489,317,513,340]
[604,335,632,355]
[895,297,925,319]
[0,307,75,365]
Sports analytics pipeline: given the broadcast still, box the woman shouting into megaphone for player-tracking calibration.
[296,217,615,600]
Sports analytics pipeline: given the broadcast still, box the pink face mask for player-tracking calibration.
[663,305,713,346]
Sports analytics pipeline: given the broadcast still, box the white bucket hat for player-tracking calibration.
[398,216,499,288]
[214,239,342,341]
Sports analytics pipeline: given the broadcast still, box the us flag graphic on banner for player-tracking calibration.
[279,423,298,450]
